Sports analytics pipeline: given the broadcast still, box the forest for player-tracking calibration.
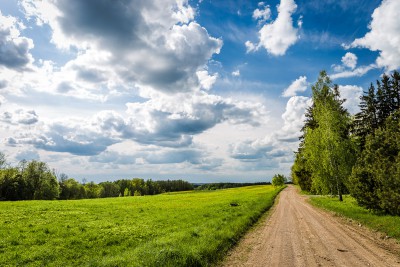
[0,157,193,201]
[292,70,400,215]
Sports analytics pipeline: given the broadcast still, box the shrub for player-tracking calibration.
[271,174,287,187]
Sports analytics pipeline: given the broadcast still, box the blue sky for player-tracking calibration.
[0,0,399,183]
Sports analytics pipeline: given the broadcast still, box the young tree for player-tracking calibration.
[271,174,287,187]
[303,71,356,200]
[21,160,60,200]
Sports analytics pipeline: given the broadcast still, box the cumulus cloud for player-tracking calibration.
[349,0,400,70]
[196,70,218,90]
[10,124,117,156]
[1,109,38,125]
[245,40,257,53]
[232,70,240,77]
[89,148,223,170]
[8,90,267,156]
[341,52,357,70]
[21,0,222,94]
[279,96,311,141]
[330,64,376,80]
[247,0,300,56]
[252,4,271,23]
[123,90,267,146]
[282,76,308,97]
[230,95,311,167]
[0,11,34,70]
[330,52,376,80]
[338,85,363,114]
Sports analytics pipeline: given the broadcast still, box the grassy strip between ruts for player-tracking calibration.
[0,185,284,267]
[309,195,400,241]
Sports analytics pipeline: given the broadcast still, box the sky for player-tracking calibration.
[0,0,399,183]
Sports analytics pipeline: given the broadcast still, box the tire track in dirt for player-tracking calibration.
[222,185,400,267]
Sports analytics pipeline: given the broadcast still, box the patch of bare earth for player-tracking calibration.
[222,185,400,267]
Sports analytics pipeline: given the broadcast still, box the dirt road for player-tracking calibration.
[222,186,400,267]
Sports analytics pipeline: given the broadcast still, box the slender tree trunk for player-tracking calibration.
[336,177,343,201]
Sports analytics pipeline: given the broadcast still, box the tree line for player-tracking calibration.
[195,182,269,190]
[292,70,400,215]
[0,156,193,201]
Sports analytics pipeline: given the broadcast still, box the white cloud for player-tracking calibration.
[247,0,300,56]
[338,85,363,114]
[7,88,268,156]
[245,40,257,53]
[232,70,240,77]
[20,0,222,94]
[229,95,311,170]
[330,64,376,80]
[341,52,357,70]
[330,52,375,80]
[279,96,311,142]
[0,11,34,70]
[252,5,271,23]
[196,70,218,90]
[350,0,400,70]
[282,76,308,97]
[1,109,38,125]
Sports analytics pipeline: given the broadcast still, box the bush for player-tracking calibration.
[272,174,287,187]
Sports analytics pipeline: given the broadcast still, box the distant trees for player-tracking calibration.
[195,182,269,190]
[0,159,59,200]
[271,174,287,187]
[59,176,86,200]
[0,155,195,201]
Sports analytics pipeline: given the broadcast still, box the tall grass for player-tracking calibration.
[309,195,400,241]
[0,185,284,266]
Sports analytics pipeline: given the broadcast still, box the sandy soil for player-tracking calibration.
[222,185,400,267]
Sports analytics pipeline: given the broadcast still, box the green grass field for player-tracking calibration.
[0,185,283,266]
[309,195,400,241]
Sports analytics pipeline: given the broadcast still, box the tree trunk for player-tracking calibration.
[337,182,343,201]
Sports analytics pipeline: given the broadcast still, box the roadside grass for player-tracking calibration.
[309,195,400,241]
[294,185,313,195]
[0,185,284,266]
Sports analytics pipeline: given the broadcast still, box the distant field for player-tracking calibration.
[0,185,283,266]
[309,195,400,241]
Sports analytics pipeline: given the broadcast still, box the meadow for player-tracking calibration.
[0,185,283,266]
[309,195,400,241]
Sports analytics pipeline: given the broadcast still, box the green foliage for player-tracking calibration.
[0,155,195,201]
[349,110,400,215]
[352,71,400,150]
[84,182,101,199]
[0,185,283,266]
[310,195,400,241]
[59,177,86,200]
[99,182,120,198]
[0,160,59,201]
[291,151,312,191]
[271,174,286,187]
[195,182,269,190]
[302,71,356,200]
[348,70,400,215]
[123,187,131,196]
